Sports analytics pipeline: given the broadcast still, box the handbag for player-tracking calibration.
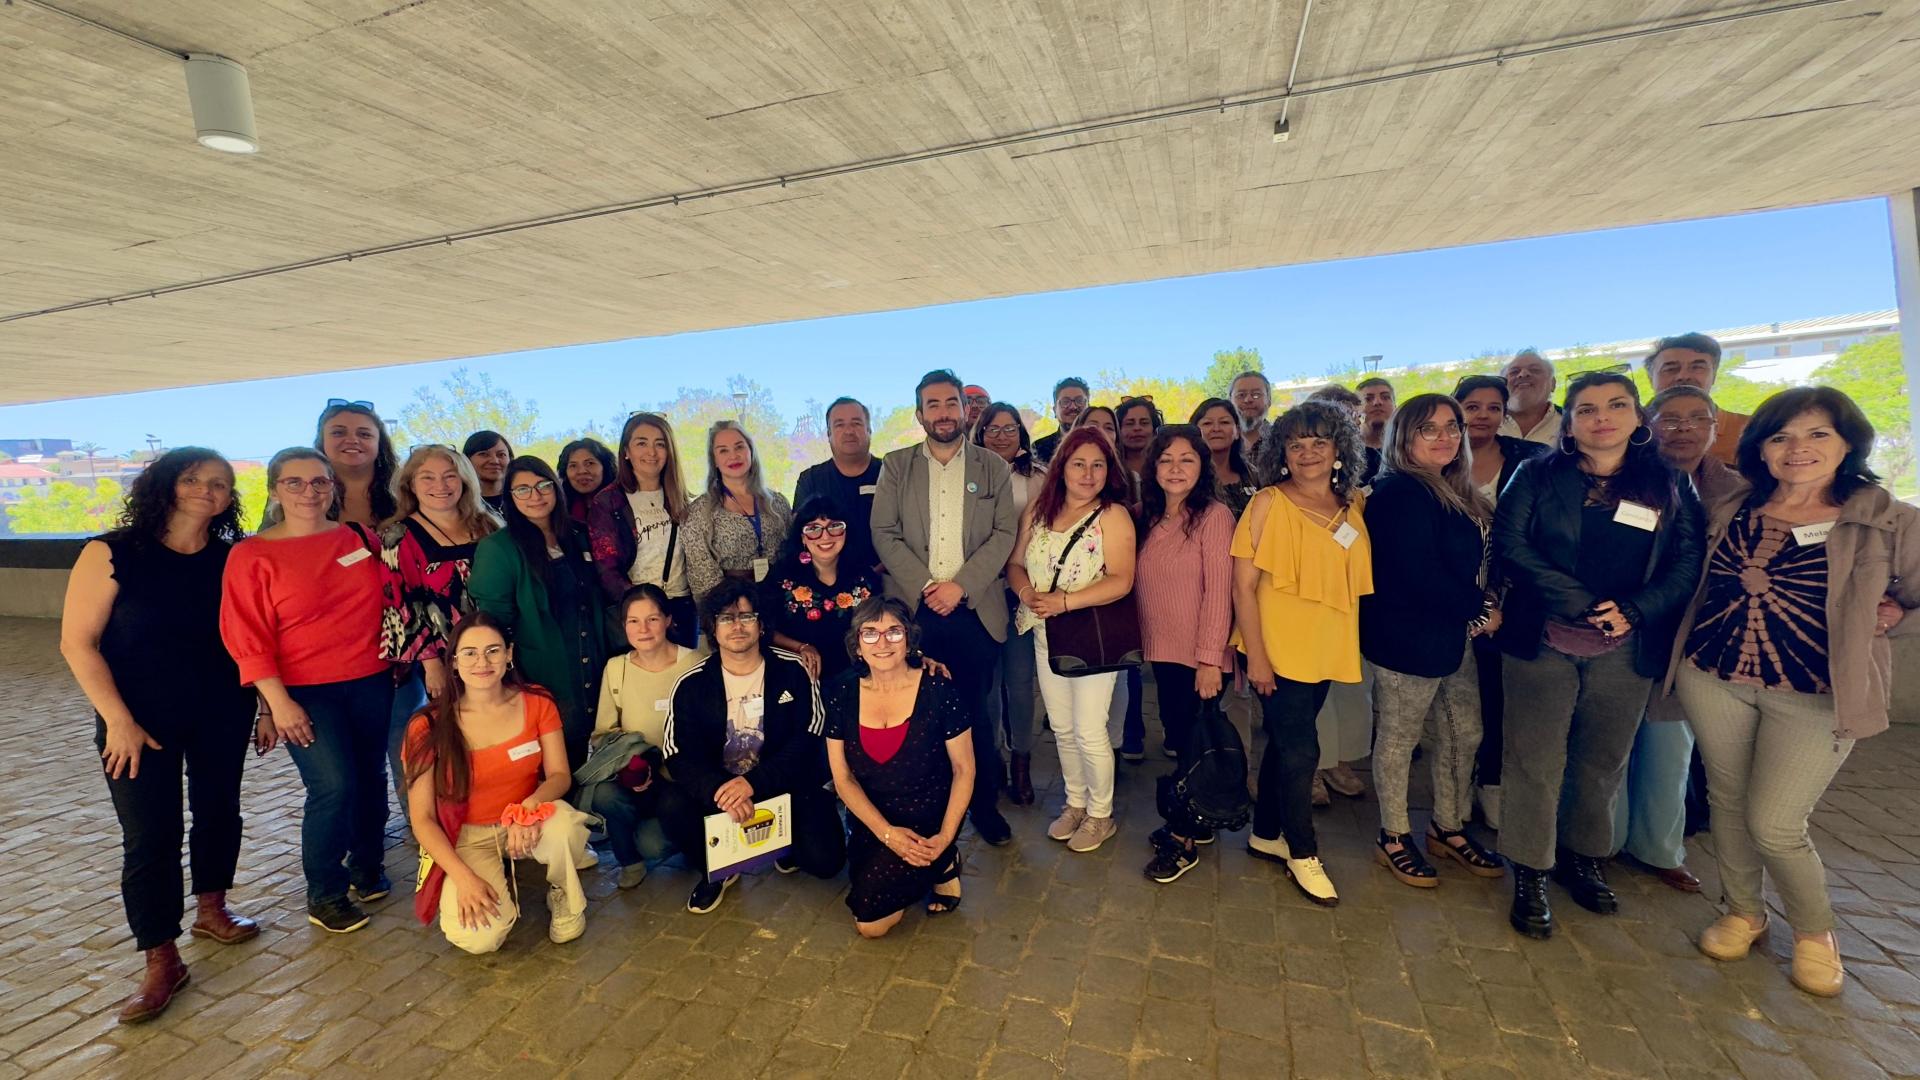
[1040,509,1143,677]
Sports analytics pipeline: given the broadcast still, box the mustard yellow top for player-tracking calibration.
[1231,487,1374,684]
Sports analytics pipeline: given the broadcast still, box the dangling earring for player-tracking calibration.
[1331,460,1343,471]
[1628,427,1653,447]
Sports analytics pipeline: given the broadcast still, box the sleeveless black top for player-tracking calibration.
[97,534,253,734]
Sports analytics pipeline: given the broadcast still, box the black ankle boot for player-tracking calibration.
[1552,853,1619,915]
[1510,865,1553,939]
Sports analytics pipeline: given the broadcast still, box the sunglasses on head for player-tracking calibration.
[326,398,375,411]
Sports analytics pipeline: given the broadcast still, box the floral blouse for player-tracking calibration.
[763,558,879,685]
[1015,507,1108,635]
[379,517,480,663]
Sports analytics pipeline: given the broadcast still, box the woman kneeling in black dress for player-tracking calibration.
[825,596,976,938]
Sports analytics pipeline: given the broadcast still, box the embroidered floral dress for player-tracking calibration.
[762,556,878,687]
[379,517,479,664]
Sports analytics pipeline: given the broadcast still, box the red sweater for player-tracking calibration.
[221,526,390,687]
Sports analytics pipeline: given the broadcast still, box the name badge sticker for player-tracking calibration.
[506,740,541,761]
[745,698,766,720]
[1792,521,1835,546]
[1613,501,1660,531]
[337,547,372,567]
[752,557,770,582]
[1332,522,1360,549]
[654,698,671,712]
[858,484,878,496]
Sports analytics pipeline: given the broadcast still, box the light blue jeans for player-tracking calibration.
[1609,715,1694,870]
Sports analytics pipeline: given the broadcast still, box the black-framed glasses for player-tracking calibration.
[714,611,760,627]
[858,626,908,645]
[509,480,557,499]
[325,398,375,411]
[800,521,848,540]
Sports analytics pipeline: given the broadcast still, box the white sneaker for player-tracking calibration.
[617,863,648,890]
[1246,832,1292,865]
[1048,806,1089,842]
[1286,856,1340,906]
[1067,815,1118,853]
[548,885,585,943]
[574,846,600,871]
[1477,785,1503,832]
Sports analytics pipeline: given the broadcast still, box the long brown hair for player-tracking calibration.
[1381,395,1490,524]
[403,611,550,803]
[615,412,689,520]
[1029,426,1129,528]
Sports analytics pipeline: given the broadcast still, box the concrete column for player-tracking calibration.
[1891,190,1920,449]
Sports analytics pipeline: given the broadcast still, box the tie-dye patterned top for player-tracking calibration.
[1685,507,1831,694]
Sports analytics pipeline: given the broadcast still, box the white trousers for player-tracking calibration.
[1033,626,1119,818]
[438,799,590,954]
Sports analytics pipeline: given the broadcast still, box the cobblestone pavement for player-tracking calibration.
[7,616,1920,1078]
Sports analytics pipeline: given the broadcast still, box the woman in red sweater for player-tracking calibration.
[221,447,394,934]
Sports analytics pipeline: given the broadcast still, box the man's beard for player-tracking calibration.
[926,422,962,444]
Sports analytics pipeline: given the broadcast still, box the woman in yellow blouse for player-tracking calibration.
[1233,401,1374,906]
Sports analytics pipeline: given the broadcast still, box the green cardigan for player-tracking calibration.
[467,526,618,730]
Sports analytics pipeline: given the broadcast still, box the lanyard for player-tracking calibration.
[748,505,764,554]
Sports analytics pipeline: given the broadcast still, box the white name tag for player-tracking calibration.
[582,550,593,562]
[858,484,877,496]
[1613,501,1660,531]
[506,740,541,761]
[752,557,770,582]
[654,698,670,712]
[1792,521,1835,546]
[336,548,371,567]
[1332,522,1360,549]
[745,698,765,720]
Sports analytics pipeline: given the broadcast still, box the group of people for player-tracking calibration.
[62,337,1918,1026]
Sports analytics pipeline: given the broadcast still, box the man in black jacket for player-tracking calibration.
[660,579,846,913]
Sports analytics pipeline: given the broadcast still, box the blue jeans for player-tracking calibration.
[988,628,1039,756]
[582,781,677,868]
[1610,716,1695,870]
[387,666,428,811]
[286,671,394,904]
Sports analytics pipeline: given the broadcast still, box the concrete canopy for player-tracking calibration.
[2,0,1917,405]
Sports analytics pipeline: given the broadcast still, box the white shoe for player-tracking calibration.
[617,863,648,890]
[1246,833,1292,864]
[1477,785,1502,832]
[1048,806,1089,842]
[574,846,600,871]
[1285,856,1340,906]
[548,885,585,943]
[1066,815,1117,853]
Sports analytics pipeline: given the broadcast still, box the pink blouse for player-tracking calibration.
[1135,502,1234,669]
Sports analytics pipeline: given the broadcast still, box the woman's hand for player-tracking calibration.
[920,656,953,680]
[422,658,448,699]
[885,826,934,867]
[505,821,543,859]
[1194,663,1223,701]
[914,830,954,864]
[1585,600,1628,637]
[101,719,161,780]
[253,714,279,755]
[1877,597,1907,636]
[795,645,821,681]
[1245,655,1276,697]
[1027,590,1070,619]
[269,699,315,749]
[453,867,501,930]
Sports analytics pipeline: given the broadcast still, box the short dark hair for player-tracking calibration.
[1451,374,1510,406]
[1356,377,1394,394]
[1644,332,1723,372]
[619,582,673,623]
[462,430,512,458]
[972,402,1035,475]
[915,369,964,407]
[1230,370,1270,392]
[825,396,870,425]
[1737,386,1881,506]
[1308,384,1361,409]
[1052,377,1090,402]
[1115,395,1163,431]
[1646,385,1717,417]
[842,595,921,665]
[699,576,764,641]
[777,495,843,568]
[1261,401,1368,505]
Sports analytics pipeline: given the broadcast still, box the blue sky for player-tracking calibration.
[1,197,1898,459]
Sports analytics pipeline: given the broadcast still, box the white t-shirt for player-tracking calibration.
[720,661,766,776]
[626,488,689,597]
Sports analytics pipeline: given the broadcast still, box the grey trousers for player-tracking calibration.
[1373,642,1483,835]
[1675,664,1853,933]
[1498,644,1652,871]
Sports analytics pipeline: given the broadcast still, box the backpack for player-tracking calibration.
[1156,696,1251,833]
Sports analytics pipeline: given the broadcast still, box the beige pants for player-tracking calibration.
[439,799,590,954]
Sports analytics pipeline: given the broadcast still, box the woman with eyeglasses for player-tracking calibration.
[469,456,619,770]
[379,445,502,804]
[684,421,792,601]
[1452,374,1551,831]
[557,438,618,528]
[590,412,696,647]
[763,496,879,688]
[1493,371,1703,939]
[220,448,395,935]
[1191,397,1261,517]
[463,431,515,514]
[974,403,1045,804]
[62,448,260,1022]
[824,596,975,937]
[1361,395,1504,888]
[316,400,399,529]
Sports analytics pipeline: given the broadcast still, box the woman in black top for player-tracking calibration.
[763,496,880,689]
[1191,397,1260,516]
[1361,395,1505,888]
[557,437,617,528]
[59,448,261,1023]
[1492,372,1703,939]
[825,597,975,939]
[464,430,515,514]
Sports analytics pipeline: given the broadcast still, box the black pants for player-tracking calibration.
[1252,675,1331,857]
[98,712,252,951]
[913,605,1005,819]
[1149,662,1204,760]
[655,779,847,879]
[1472,636,1505,787]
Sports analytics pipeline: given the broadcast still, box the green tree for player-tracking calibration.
[871,404,926,457]
[6,479,122,535]
[394,368,540,450]
[1815,334,1911,495]
[1201,348,1263,396]
[234,466,269,532]
[651,377,794,498]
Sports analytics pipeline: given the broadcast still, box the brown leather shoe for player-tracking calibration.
[1009,753,1035,806]
[1654,865,1702,893]
[190,892,260,944]
[118,942,189,1024]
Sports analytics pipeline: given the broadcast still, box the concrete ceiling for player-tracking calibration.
[3,0,1918,405]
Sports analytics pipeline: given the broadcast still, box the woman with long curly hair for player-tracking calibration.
[61,448,260,1023]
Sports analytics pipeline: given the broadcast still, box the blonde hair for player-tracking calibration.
[703,420,771,505]
[259,447,336,529]
[386,445,502,537]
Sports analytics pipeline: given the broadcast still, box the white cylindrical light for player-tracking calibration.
[184,53,258,153]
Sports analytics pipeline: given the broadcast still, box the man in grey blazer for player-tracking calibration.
[871,369,1019,845]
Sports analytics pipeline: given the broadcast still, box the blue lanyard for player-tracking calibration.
[747,505,764,554]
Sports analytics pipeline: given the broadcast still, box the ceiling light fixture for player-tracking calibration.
[184,53,257,153]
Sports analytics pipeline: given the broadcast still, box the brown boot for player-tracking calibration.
[190,892,260,945]
[1009,753,1035,806]
[118,942,189,1024]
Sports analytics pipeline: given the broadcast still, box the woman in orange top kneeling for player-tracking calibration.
[404,612,591,953]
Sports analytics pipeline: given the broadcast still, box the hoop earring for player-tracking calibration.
[1628,427,1653,447]
[1559,441,1579,456]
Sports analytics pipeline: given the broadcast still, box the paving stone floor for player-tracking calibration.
[6,615,1920,1078]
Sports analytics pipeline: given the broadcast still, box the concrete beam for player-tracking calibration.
[1893,191,1920,455]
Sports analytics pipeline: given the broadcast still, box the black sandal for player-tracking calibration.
[1375,830,1438,888]
[1427,823,1505,878]
[926,852,963,916]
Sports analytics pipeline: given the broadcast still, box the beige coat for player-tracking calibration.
[870,440,1019,641]
[1664,481,1920,740]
